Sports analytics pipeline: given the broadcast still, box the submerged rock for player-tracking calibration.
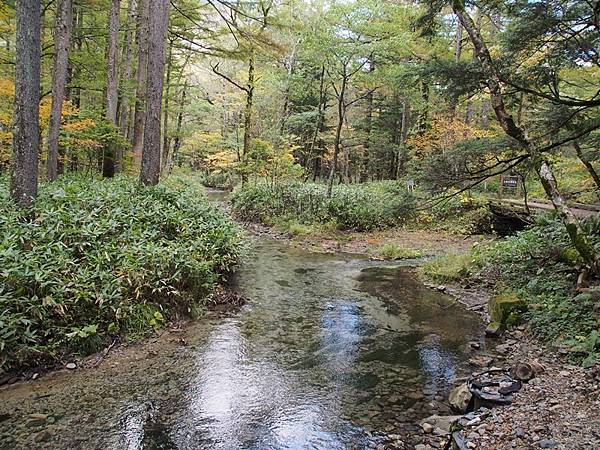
[26,413,48,427]
[420,415,462,434]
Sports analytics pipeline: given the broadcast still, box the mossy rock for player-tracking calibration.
[489,293,527,324]
[559,248,582,265]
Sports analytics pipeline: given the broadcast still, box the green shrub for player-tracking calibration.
[231,181,416,231]
[200,171,237,190]
[0,175,242,370]
[475,218,600,364]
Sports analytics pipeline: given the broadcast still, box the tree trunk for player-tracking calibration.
[361,61,375,182]
[449,19,462,116]
[416,81,429,136]
[139,0,169,186]
[309,64,326,179]
[161,40,173,169]
[573,142,600,199]
[169,83,187,173]
[47,0,73,181]
[102,0,120,178]
[11,0,41,206]
[453,0,598,271]
[241,51,255,186]
[327,67,347,198]
[396,101,411,178]
[279,40,298,136]
[116,0,137,173]
[131,0,150,165]
[71,6,83,110]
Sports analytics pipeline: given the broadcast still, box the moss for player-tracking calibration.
[559,248,582,265]
[489,293,527,324]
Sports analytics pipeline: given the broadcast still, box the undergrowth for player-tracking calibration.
[0,175,242,371]
[423,215,600,366]
[231,181,416,231]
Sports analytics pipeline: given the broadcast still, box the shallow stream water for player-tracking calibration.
[0,191,486,450]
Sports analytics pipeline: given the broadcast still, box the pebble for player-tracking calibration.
[421,422,434,433]
[65,363,77,370]
[34,429,52,443]
[538,438,558,448]
[26,413,48,427]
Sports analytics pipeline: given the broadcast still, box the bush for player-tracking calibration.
[0,175,242,370]
[200,171,237,190]
[419,194,493,235]
[231,181,416,231]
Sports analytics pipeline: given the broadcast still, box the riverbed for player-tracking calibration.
[0,194,487,449]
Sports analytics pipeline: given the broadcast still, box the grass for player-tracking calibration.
[374,243,426,260]
[420,252,473,283]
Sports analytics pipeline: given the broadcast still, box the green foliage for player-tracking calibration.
[419,216,599,365]
[231,181,416,231]
[375,243,425,260]
[0,175,242,370]
[420,194,494,235]
[201,171,238,190]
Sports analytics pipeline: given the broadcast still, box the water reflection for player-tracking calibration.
[319,301,363,376]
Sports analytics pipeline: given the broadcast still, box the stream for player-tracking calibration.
[0,190,487,450]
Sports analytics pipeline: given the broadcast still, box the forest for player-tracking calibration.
[0,0,599,449]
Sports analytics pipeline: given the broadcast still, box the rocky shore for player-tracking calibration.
[411,320,600,450]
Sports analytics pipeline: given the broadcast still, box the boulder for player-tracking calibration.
[421,422,434,433]
[511,362,535,381]
[488,293,527,325]
[449,383,472,413]
[485,321,503,338]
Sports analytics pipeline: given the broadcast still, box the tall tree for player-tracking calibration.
[102,0,121,178]
[11,0,41,206]
[116,0,138,173]
[131,0,149,163]
[47,0,73,181]
[139,0,169,185]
